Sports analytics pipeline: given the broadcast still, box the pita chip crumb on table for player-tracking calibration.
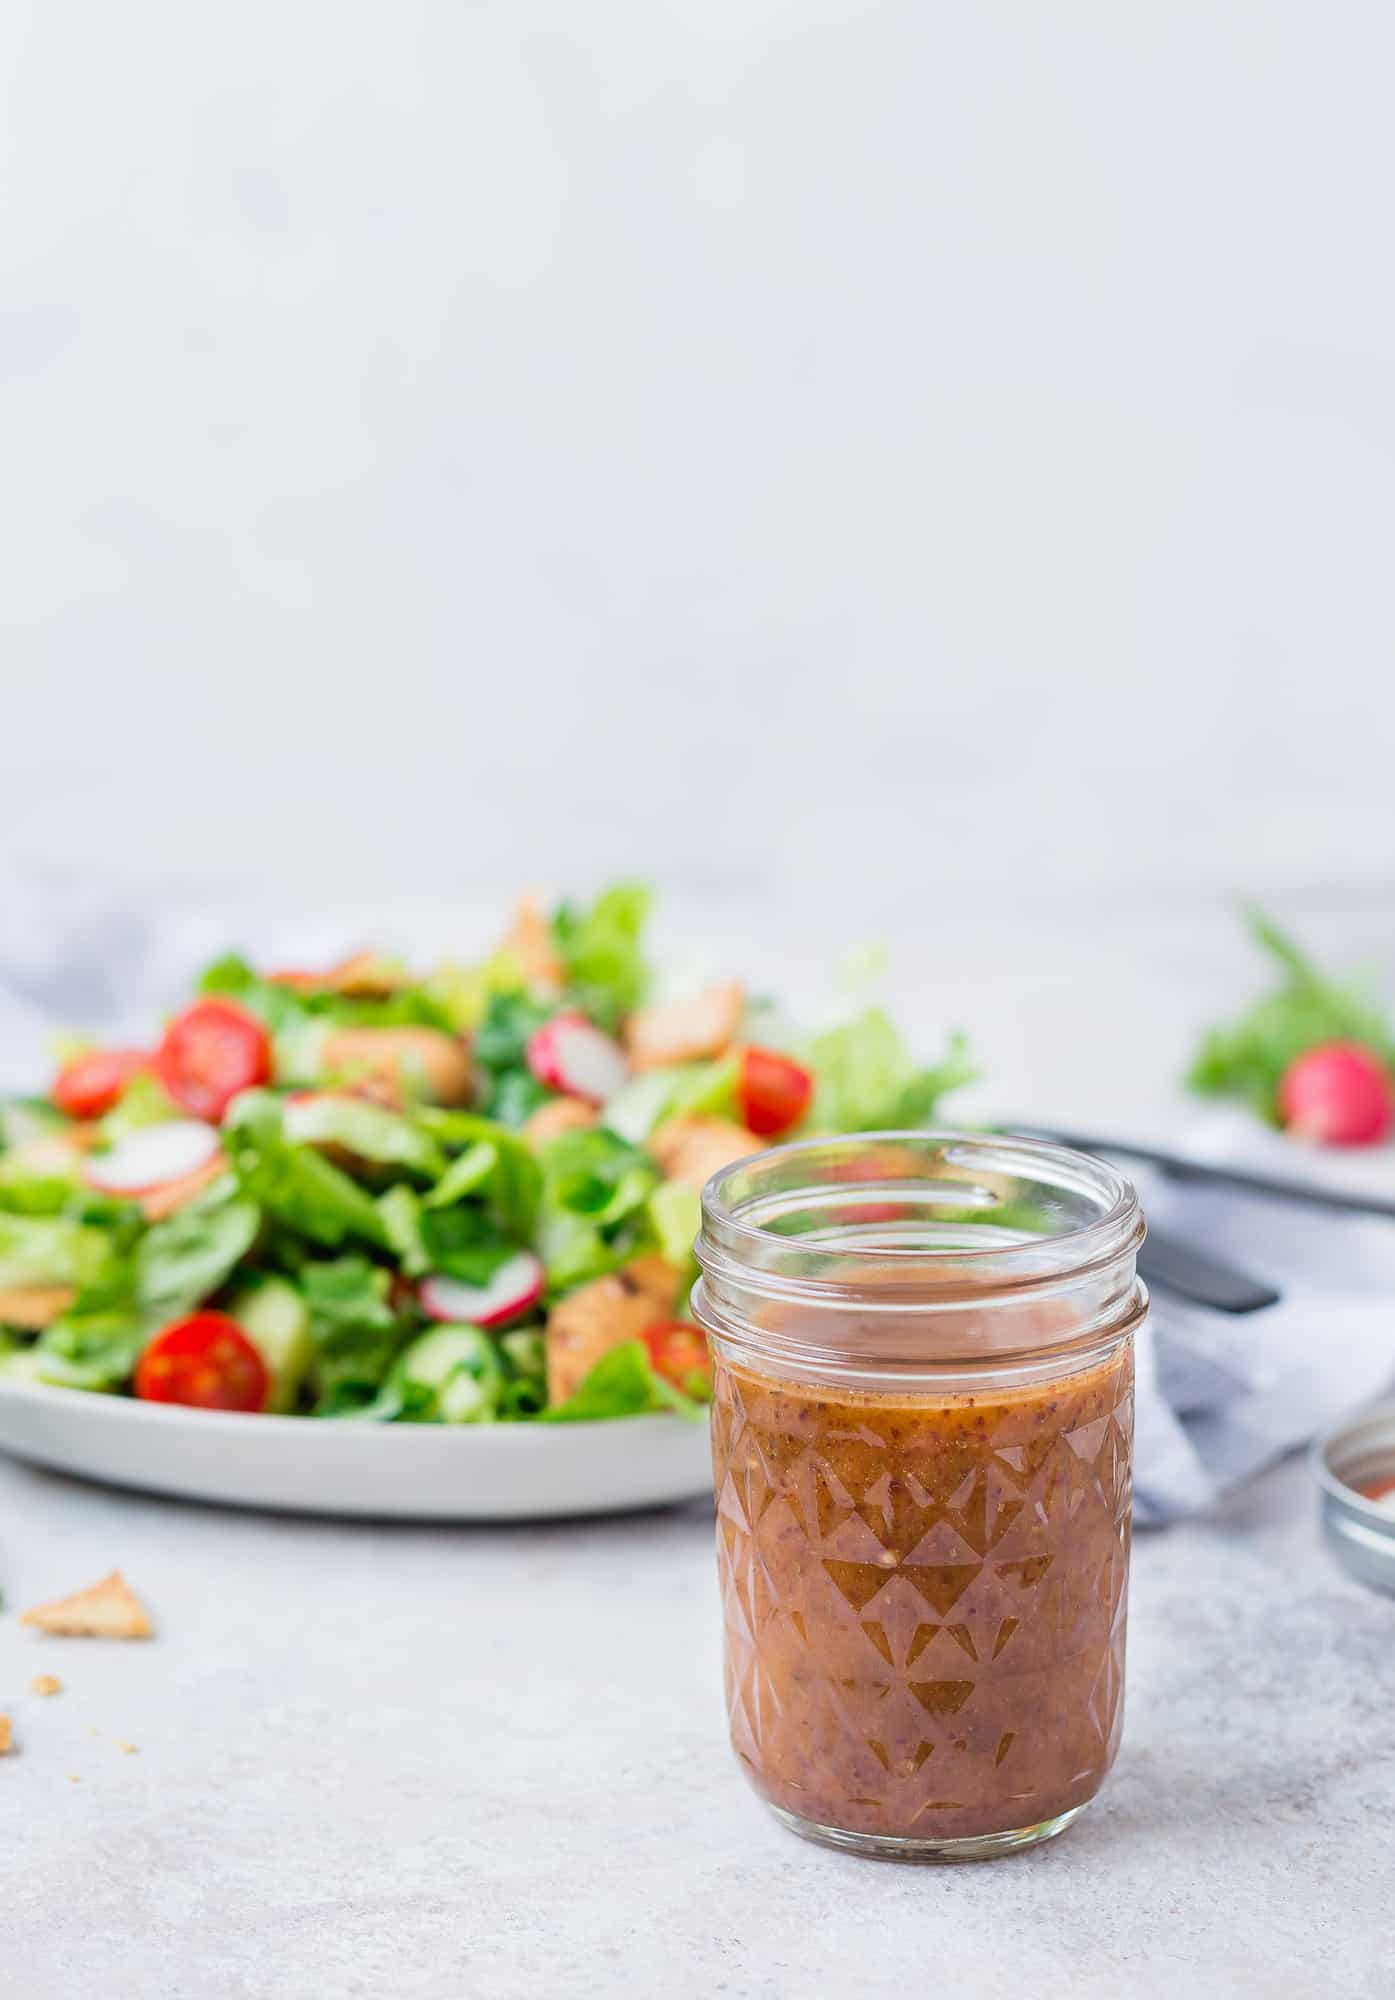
[21,1571,153,1640]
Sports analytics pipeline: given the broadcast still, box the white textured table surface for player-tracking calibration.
[2,898,1394,1999]
[1,1458,1392,1999]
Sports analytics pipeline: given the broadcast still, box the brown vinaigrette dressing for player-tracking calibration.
[711,1340,1134,1842]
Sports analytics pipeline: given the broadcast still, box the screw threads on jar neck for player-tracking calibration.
[693,1130,1146,1388]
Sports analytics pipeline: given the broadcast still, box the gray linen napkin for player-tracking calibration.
[1131,1159,1395,1524]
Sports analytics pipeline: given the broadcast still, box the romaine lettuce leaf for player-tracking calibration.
[134,1193,261,1315]
[416,1111,541,1236]
[538,1127,658,1228]
[0,1213,121,1293]
[301,1255,407,1414]
[223,1092,388,1249]
[283,1095,445,1178]
[26,1308,146,1392]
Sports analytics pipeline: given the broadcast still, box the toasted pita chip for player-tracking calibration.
[22,1572,153,1641]
[649,1116,762,1190]
[30,1675,62,1697]
[500,895,564,992]
[0,1715,11,1754]
[0,1284,77,1330]
[546,1254,682,1404]
[624,981,744,1071]
[523,1096,598,1149]
[319,1026,473,1108]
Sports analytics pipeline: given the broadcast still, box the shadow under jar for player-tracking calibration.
[694,1132,1146,1862]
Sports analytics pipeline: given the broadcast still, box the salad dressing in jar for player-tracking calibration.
[694,1132,1146,1861]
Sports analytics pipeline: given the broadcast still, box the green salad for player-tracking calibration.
[0,886,975,1424]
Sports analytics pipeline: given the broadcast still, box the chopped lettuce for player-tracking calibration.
[301,1255,406,1415]
[100,1070,183,1141]
[541,1339,703,1423]
[534,1127,660,1291]
[602,1054,738,1143]
[223,1092,388,1249]
[804,1009,977,1133]
[134,1193,261,1315]
[551,882,651,1029]
[645,1181,701,1270]
[282,1095,445,1179]
[0,1097,68,1153]
[416,1112,540,1236]
[539,1127,658,1229]
[26,1308,147,1392]
[0,1213,122,1294]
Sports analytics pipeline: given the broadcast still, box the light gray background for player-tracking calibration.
[2,0,1393,918]
[2,16,1394,1996]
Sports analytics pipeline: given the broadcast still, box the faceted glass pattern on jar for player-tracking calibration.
[711,1345,1133,1844]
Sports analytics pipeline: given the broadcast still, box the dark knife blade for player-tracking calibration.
[1011,1126,1395,1223]
[1137,1227,1281,1314]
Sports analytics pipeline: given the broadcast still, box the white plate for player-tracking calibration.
[0,1380,715,1520]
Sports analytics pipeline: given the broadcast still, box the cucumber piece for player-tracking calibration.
[394,1324,503,1423]
[228,1276,314,1413]
[500,1329,545,1381]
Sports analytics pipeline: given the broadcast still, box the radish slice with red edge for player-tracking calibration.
[84,1120,223,1196]
[419,1253,545,1329]
[525,1012,628,1104]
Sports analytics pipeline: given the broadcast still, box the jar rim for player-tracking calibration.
[702,1128,1139,1267]
[694,1130,1146,1376]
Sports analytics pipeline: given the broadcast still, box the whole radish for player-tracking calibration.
[1277,1042,1395,1146]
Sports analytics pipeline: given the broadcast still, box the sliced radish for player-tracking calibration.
[418,1252,545,1329]
[84,1120,223,1197]
[526,1012,628,1104]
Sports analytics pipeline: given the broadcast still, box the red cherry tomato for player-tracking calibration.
[51,1048,149,1120]
[642,1319,712,1392]
[155,999,272,1122]
[1277,1042,1395,1146]
[134,1312,269,1413]
[736,1046,814,1138]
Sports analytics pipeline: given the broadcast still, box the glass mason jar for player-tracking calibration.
[693,1131,1146,1863]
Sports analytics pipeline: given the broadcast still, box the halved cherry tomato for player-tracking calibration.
[51,1048,149,1120]
[134,1312,268,1413]
[642,1319,712,1393]
[155,999,272,1122]
[736,1046,814,1138]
